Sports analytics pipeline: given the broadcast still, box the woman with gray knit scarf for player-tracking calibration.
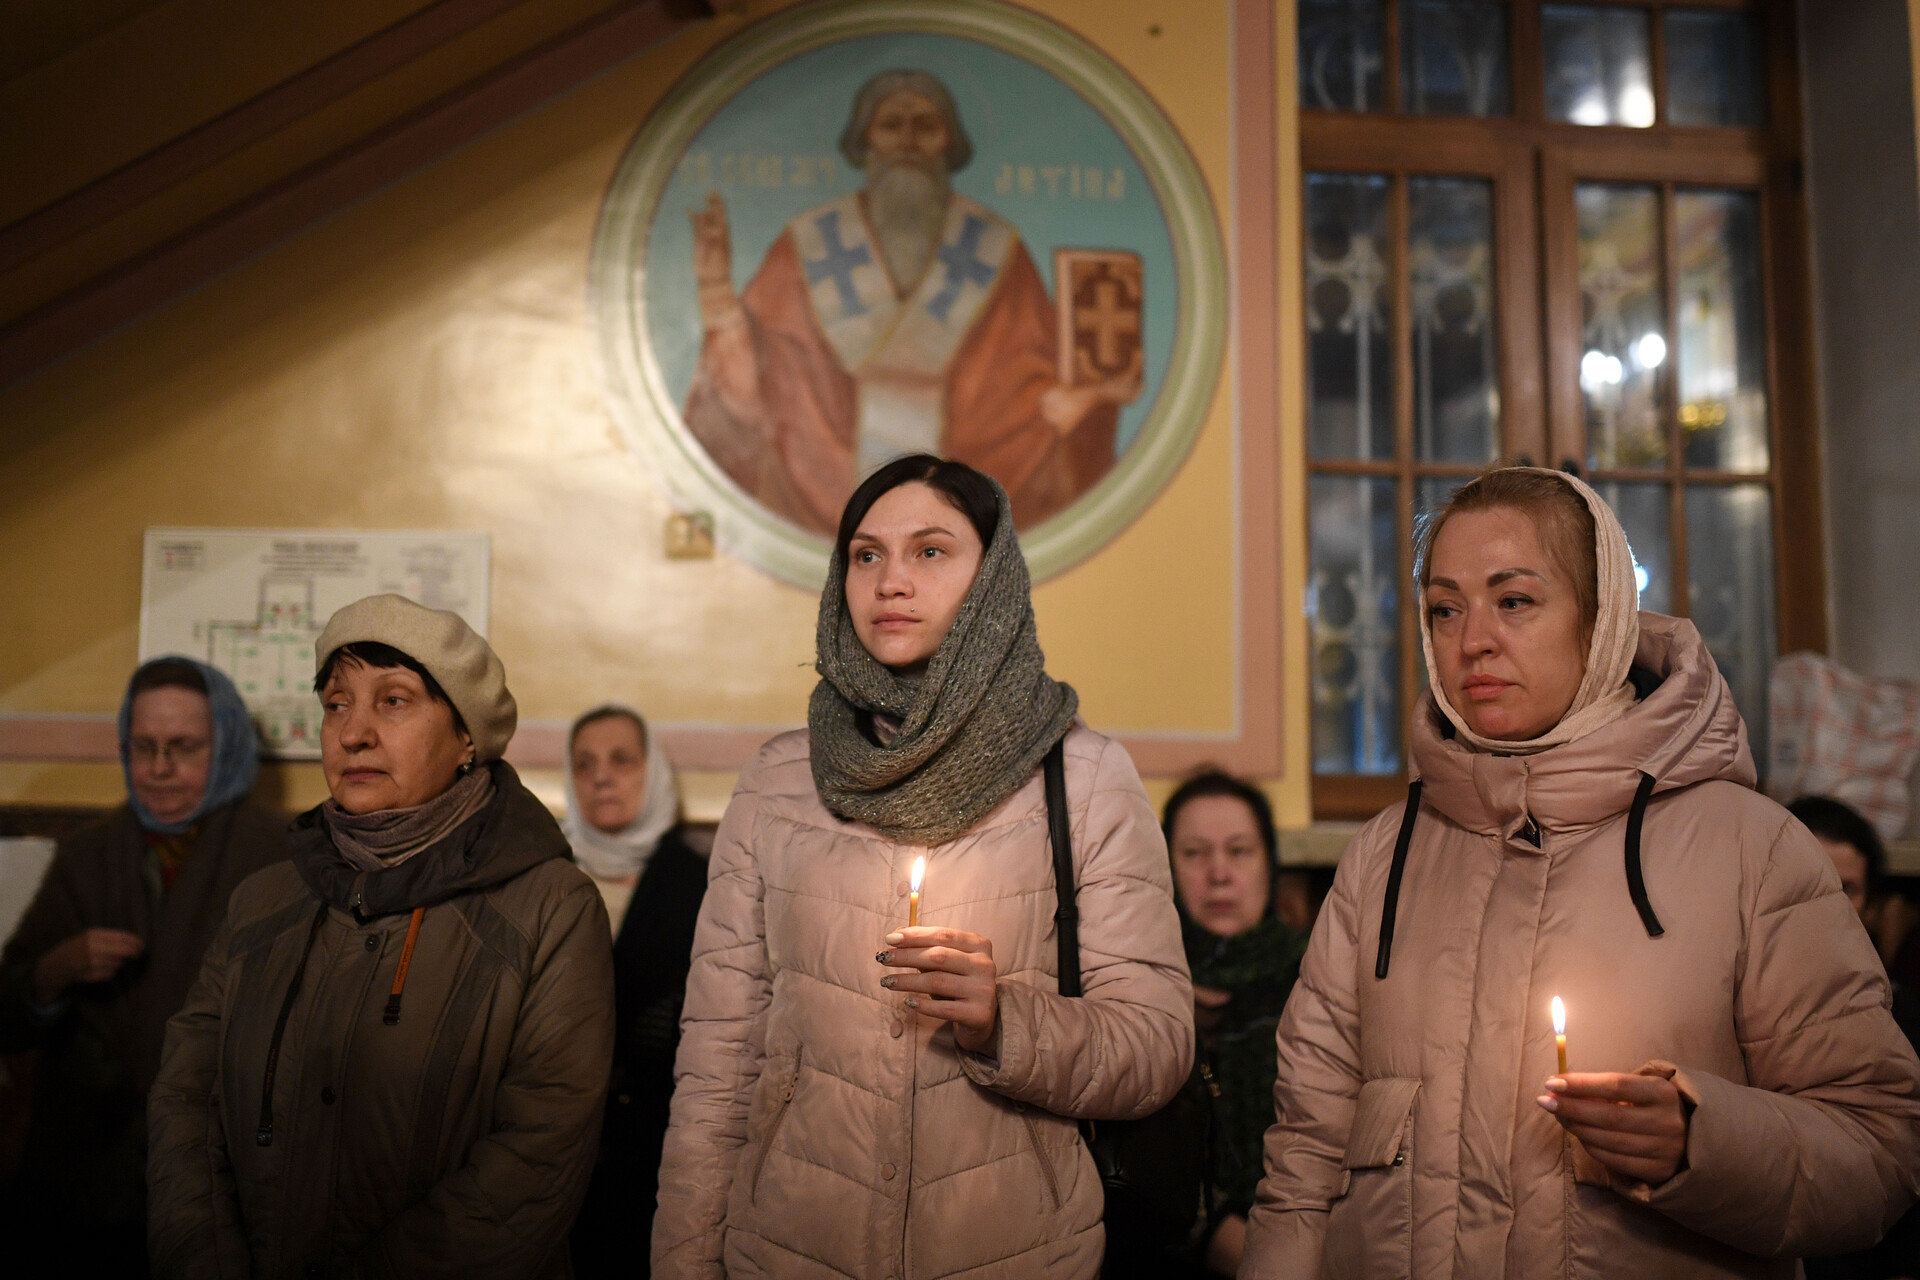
[652,455,1195,1280]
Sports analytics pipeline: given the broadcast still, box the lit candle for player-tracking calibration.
[1551,996,1568,1075]
[908,856,925,928]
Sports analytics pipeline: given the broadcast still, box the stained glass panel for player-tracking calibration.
[1666,9,1765,128]
[1410,177,1499,463]
[1402,1,1512,118]
[1687,483,1776,764]
[1299,0,1386,113]
[1543,5,1655,127]
[1307,173,1395,460]
[1311,475,1402,774]
[1577,184,1667,469]
[1675,191,1770,471]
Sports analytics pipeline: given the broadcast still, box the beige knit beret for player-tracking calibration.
[314,594,517,761]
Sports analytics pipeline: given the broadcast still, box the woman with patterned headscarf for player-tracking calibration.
[0,656,284,1276]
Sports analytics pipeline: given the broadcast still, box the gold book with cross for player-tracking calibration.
[1053,249,1145,388]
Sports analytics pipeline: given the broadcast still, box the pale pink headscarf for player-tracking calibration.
[1419,468,1641,755]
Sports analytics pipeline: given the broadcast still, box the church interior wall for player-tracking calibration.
[0,1,1314,825]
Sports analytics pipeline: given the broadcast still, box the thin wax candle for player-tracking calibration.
[1551,996,1568,1075]
[908,856,925,928]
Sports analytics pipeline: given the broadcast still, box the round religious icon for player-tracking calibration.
[592,0,1226,587]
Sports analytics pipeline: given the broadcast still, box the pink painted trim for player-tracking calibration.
[0,0,701,387]
[0,716,119,763]
[0,0,539,277]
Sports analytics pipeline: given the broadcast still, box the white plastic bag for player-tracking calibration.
[1767,652,1920,840]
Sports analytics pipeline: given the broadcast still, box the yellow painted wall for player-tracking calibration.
[1911,0,1920,196]
[0,0,1311,825]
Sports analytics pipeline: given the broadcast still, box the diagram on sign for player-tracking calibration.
[140,529,491,758]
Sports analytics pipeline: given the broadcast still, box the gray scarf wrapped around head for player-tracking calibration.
[809,482,1078,846]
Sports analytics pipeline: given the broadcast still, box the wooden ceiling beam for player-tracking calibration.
[0,0,711,388]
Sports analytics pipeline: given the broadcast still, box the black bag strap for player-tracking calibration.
[1373,779,1423,981]
[1044,737,1082,999]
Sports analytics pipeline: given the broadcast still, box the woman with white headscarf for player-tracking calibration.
[564,705,707,1280]
[1241,468,1920,1279]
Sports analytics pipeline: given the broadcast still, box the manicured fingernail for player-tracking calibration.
[905,997,919,1008]
[881,975,897,989]
[885,932,903,944]
[875,951,892,964]
[1546,1077,1566,1092]
[1537,1095,1558,1112]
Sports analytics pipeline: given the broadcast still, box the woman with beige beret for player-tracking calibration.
[148,594,616,1279]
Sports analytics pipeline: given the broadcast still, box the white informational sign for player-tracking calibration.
[140,528,491,758]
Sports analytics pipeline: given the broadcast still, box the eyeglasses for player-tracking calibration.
[129,738,211,767]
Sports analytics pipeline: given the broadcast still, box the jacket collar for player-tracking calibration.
[1410,613,1755,843]
[289,761,569,919]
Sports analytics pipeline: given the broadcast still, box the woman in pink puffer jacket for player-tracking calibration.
[651,456,1194,1279]
[1242,468,1920,1279]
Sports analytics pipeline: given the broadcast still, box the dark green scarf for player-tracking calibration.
[1185,911,1309,1215]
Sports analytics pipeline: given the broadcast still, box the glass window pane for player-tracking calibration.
[1686,483,1777,765]
[1299,0,1386,112]
[1410,178,1499,463]
[1577,184,1667,468]
[1593,480,1672,613]
[1307,174,1394,461]
[1402,1,1512,117]
[1413,475,1472,693]
[1543,5,1655,127]
[1416,474,1470,523]
[1675,191,1770,471]
[1665,9,1765,127]
[1311,475,1402,775]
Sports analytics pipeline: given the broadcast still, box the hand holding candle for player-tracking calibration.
[876,860,1000,1053]
[1537,994,1690,1188]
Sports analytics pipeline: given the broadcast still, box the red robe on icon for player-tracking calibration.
[682,190,1117,534]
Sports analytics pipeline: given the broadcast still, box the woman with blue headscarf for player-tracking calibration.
[0,656,285,1276]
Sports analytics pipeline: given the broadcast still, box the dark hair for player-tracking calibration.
[833,454,1001,566]
[129,657,208,700]
[569,705,648,757]
[1161,768,1279,869]
[838,69,973,173]
[1415,468,1601,639]
[313,641,468,736]
[1788,795,1887,898]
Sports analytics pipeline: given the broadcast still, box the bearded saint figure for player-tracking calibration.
[683,69,1141,535]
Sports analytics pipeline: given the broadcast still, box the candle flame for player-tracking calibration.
[910,856,925,893]
[1551,996,1566,1036]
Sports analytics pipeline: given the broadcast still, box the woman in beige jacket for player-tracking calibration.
[651,455,1194,1279]
[1242,469,1920,1279]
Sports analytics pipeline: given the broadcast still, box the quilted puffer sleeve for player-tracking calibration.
[650,751,775,1280]
[1239,812,1389,1280]
[1643,814,1920,1255]
[956,735,1194,1120]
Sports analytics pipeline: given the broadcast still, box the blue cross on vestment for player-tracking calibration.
[804,211,872,317]
[926,215,996,323]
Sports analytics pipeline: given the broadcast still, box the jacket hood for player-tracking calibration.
[289,760,570,917]
[1411,612,1754,838]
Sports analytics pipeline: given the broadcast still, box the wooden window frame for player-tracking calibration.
[1304,0,1823,820]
